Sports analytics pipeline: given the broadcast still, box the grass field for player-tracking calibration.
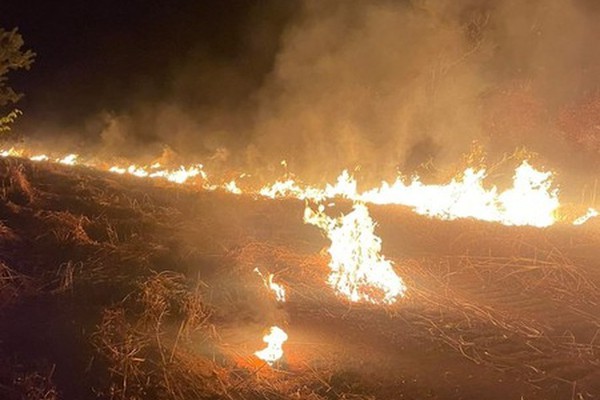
[0,157,598,400]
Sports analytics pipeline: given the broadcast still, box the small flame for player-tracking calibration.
[108,162,207,184]
[224,180,242,195]
[57,154,78,165]
[304,203,407,304]
[161,165,206,184]
[573,208,599,226]
[0,148,23,158]
[259,178,324,201]
[108,166,126,174]
[254,326,288,365]
[30,154,49,162]
[254,268,286,302]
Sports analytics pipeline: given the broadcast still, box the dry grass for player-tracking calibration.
[1,157,599,399]
[0,361,59,400]
[91,271,216,400]
[0,261,33,308]
[396,246,600,389]
[0,162,35,205]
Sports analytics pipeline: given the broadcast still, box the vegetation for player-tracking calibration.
[0,28,35,132]
[0,157,598,399]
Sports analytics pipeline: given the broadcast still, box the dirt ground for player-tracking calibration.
[0,157,598,400]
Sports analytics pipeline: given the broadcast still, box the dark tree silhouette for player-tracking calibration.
[0,28,35,132]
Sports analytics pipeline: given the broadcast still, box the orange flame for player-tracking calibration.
[304,203,407,304]
[254,268,286,302]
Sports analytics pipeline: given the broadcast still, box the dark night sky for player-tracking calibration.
[1,0,299,136]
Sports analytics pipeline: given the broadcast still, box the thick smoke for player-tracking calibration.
[21,0,600,183]
[249,0,600,181]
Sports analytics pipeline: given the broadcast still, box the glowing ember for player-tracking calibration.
[304,203,407,304]
[254,268,286,302]
[254,326,288,365]
[573,208,599,226]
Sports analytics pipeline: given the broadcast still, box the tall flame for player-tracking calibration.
[261,161,562,227]
[304,203,407,304]
[254,326,288,365]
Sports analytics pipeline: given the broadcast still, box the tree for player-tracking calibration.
[0,28,35,133]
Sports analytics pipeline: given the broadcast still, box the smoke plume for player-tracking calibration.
[16,0,600,183]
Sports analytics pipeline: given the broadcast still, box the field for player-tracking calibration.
[0,157,599,400]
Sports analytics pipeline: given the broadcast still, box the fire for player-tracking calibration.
[0,148,23,158]
[304,203,407,304]
[151,165,206,184]
[254,326,288,365]
[362,161,560,227]
[573,208,599,225]
[254,268,286,302]
[224,180,242,195]
[259,178,324,201]
[29,154,49,162]
[57,154,78,165]
[109,163,207,184]
[259,162,564,227]
[0,146,595,226]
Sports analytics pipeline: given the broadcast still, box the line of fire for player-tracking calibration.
[1,2,599,399]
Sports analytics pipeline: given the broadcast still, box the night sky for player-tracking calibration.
[1,0,298,137]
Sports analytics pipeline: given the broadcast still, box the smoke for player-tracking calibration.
[19,0,600,182]
[249,0,600,181]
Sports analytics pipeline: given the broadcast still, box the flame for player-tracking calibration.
[224,180,242,195]
[362,161,560,227]
[254,268,286,302]
[497,162,560,226]
[30,154,49,162]
[0,146,594,226]
[254,326,288,365]
[149,165,206,184]
[259,178,324,201]
[109,163,207,184]
[259,162,562,227]
[573,208,599,226]
[0,148,24,158]
[304,203,407,304]
[57,154,78,165]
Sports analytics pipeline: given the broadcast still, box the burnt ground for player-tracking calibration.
[0,157,599,400]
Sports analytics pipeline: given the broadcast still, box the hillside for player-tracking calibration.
[0,157,599,400]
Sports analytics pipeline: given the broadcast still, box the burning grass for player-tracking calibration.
[0,157,599,399]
